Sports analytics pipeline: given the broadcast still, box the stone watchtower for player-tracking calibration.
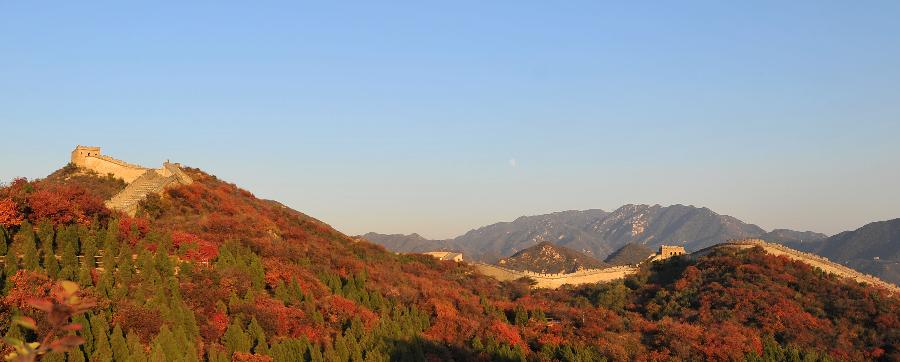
[68,145,193,215]
[658,246,686,258]
[71,145,101,166]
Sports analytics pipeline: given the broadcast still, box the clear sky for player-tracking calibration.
[1,1,899,238]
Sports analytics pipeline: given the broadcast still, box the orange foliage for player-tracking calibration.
[172,231,219,262]
[324,295,378,329]
[490,321,526,349]
[27,184,106,225]
[119,217,151,246]
[0,198,23,228]
[2,270,54,311]
[112,303,163,343]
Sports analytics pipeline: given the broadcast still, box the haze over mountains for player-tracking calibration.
[363,204,827,262]
[364,205,900,285]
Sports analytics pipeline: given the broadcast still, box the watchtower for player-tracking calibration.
[658,245,686,257]
[71,145,101,166]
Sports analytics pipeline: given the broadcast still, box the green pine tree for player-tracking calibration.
[72,314,93,356]
[4,239,18,282]
[103,220,119,257]
[78,262,94,288]
[0,226,9,256]
[109,324,129,362]
[42,352,66,362]
[89,314,113,362]
[125,330,148,362]
[248,316,269,355]
[206,347,230,362]
[19,221,40,271]
[81,233,98,268]
[66,347,86,362]
[222,319,252,357]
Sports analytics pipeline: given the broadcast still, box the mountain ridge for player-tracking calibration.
[363,204,822,262]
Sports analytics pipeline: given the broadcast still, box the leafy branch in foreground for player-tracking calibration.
[4,281,96,362]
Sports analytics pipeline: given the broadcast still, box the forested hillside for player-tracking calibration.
[0,165,897,361]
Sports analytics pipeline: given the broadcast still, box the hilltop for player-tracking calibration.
[496,242,607,274]
[0,150,897,361]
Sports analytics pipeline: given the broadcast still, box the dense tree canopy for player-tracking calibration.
[0,165,897,361]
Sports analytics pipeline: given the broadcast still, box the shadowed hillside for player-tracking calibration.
[604,243,655,266]
[496,241,608,273]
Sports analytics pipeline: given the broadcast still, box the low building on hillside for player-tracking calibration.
[424,251,464,262]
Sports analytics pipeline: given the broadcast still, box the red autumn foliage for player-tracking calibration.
[118,217,151,246]
[324,295,378,329]
[172,231,219,262]
[4,166,893,361]
[490,321,526,349]
[2,270,54,311]
[0,198,24,228]
[27,184,107,225]
[203,311,229,341]
[112,303,164,343]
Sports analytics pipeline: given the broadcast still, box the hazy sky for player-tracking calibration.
[1,2,899,238]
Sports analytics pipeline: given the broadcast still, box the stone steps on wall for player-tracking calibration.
[105,170,177,215]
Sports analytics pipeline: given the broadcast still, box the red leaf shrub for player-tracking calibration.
[0,198,23,228]
[27,184,107,225]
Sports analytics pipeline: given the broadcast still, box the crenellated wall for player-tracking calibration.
[77,155,149,183]
[694,238,899,293]
[472,263,638,288]
[70,145,193,215]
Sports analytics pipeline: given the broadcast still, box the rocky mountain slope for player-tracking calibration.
[365,204,810,262]
[603,243,655,266]
[359,232,446,253]
[496,242,608,274]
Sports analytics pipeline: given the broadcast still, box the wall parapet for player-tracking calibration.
[710,238,899,293]
[471,262,638,288]
[90,154,147,171]
[164,162,193,185]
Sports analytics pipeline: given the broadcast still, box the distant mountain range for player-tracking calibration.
[496,241,608,274]
[364,205,900,286]
[363,204,826,262]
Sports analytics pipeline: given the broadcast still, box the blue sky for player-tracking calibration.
[1,1,899,238]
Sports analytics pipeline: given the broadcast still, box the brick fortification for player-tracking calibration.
[70,145,193,216]
[470,245,685,288]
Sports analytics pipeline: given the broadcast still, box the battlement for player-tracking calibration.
[69,145,193,215]
[648,245,687,262]
[71,145,102,166]
[659,245,686,257]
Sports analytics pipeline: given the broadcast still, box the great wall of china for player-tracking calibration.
[472,263,638,288]
[694,238,900,293]
[71,146,192,216]
[465,240,899,292]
